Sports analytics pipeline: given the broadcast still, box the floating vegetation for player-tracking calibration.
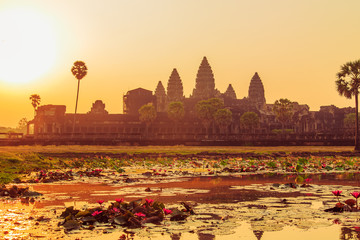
[59,198,195,232]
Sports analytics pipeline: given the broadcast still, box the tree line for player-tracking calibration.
[138,97,296,136]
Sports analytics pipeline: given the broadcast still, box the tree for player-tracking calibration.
[17,117,28,131]
[273,98,294,131]
[336,60,360,151]
[214,108,232,134]
[139,103,157,136]
[195,98,224,135]
[71,61,88,133]
[167,102,185,132]
[240,112,259,133]
[29,94,41,116]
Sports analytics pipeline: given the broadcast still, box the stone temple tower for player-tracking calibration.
[248,72,266,108]
[154,81,166,112]
[224,84,237,99]
[167,68,184,103]
[192,56,216,100]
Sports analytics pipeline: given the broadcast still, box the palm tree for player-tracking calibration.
[29,94,41,117]
[336,60,360,151]
[71,61,88,133]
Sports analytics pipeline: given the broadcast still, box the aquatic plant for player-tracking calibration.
[351,192,360,208]
[332,190,342,203]
[59,198,194,231]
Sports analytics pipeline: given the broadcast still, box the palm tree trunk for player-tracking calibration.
[355,93,360,151]
[73,79,81,135]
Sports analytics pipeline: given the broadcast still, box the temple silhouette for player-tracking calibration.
[24,56,355,145]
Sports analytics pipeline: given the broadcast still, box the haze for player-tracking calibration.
[0,0,359,127]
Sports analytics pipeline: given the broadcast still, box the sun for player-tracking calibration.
[0,7,57,85]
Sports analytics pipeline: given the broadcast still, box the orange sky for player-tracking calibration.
[0,0,360,127]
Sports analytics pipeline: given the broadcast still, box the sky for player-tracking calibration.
[0,0,360,127]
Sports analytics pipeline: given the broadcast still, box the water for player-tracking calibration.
[2,172,360,239]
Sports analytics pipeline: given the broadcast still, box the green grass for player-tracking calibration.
[0,145,357,184]
[0,145,355,155]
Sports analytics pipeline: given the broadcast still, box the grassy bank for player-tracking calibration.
[0,145,355,154]
[0,145,356,184]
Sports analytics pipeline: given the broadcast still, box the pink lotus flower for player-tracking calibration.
[91,210,103,216]
[113,207,120,212]
[97,200,105,205]
[351,192,360,209]
[332,190,342,204]
[163,208,172,215]
[135,212,146,217]
[351,192,360,199]
[115,198,124,203]
[332,190,342,196]
[145,199,154,205]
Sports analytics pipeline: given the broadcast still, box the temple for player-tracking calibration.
[192,57,219,100]
[248,72,266,109]
[25,56,355,145]
[167,68,184,102]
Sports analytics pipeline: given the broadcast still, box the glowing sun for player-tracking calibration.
[0,7,57,85]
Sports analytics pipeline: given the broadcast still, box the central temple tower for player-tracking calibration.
[167,68,184,102]
[191,56,217,100]
[248,72,266,108]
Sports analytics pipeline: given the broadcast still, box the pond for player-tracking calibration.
[2,172,360,239]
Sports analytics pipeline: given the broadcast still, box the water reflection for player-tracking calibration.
[197,232,215,240]
[170,233,181,240]
[340,227,360,240]
[253,230,264,240]
[3,172,360,239]
[0,199,34,239]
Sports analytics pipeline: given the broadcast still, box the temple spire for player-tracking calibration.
[155,81,166,112]
[192,56,216,100]
[248,72,266,108]
[167,68,184,102]
[224,84,237,99]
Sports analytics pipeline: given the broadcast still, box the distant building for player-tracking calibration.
[191,57,220,100]
[154,81,166,112]
[123,88,156,115]
[167,68,184,102]
[248,72,266,109]
[26,56,355,145]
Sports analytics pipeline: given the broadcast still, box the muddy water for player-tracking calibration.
[32,172,360,206]
[2,172,360,239]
